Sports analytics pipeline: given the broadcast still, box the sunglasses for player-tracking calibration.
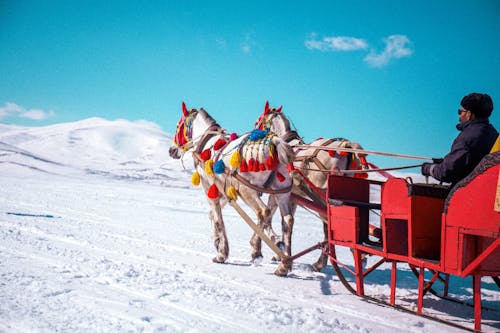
[458,108,469,115]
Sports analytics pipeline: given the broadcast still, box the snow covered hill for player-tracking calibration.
[0,118,498,333]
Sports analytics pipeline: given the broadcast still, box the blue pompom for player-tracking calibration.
[213,160,226,174]
[249,129,268,141]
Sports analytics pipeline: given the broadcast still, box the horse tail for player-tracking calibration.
[272,137,295,165]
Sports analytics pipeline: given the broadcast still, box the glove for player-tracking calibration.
[432,158,444,164]
[421,163,433,176]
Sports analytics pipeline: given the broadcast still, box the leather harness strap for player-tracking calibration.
[295,138,336,175]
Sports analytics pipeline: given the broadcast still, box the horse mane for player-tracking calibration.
[198,108,221,129]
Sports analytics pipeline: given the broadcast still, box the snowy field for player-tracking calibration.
[0,118,498,332]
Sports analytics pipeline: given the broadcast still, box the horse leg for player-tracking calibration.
[264,194,283,247]
[208,199,229,263]
[311,218,329,272]
[274,193,295,276]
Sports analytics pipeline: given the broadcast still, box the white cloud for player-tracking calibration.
[0,102,53,121]
[364,35,413,68]
[305,33,413,68]
[305,33,368,51]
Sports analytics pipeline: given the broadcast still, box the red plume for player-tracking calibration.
[264,101,270,114]
[276,105,282,113]
[182,102,189,117]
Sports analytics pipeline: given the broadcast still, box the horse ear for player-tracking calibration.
[182,102,189,116]
[264,101,270,114]
[276,105,282,113]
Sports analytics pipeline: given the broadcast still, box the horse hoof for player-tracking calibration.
[274,264,289,277]
[251,252,263,261]
[311,262,325,272]
[251,255,263,265]
[212,255,227,263]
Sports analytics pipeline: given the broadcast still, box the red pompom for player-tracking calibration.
[252,159,260,172]
[207,184,219,199]
[339,151,348,157]
[248,158,255,172]
[229,132,238,141]
[259,162,266,171]
[200,149,212,161]
[240,159,248,172]
[266,155,279,170]
[213,138,227,150]
[276,171,286,182]
[328,150,335,157]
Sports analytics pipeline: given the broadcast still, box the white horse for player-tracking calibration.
[255,101,368,271]
[169,103,296,275]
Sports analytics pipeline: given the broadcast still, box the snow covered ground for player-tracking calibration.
[0,118,498,332]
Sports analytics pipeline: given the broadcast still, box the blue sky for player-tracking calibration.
[1,0,499,167]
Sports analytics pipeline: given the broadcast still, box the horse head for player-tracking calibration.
[255,101,289,132]
[169,102,219,159]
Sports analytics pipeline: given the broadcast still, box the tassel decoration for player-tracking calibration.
[230,151,241,168]
[213,160,226,174]
[276,171,286,182]
[205,159,215,177]
[240,159,248,172]
[213,138,227,150]
[248,158,255,172]
[265,154,279,170]
[249,129,268,141]
[259,162,266,171]
[226,186,238,200]
[207,184,219,199]
[191,171,201,186]
[252,159,260,172]
[229,132,238,141]
[200,149,212,161]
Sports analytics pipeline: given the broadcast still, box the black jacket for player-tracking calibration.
[431,119,498,184]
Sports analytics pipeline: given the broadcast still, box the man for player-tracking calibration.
[422,92,498,185]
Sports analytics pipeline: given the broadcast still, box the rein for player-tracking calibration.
[298,163,423,174]
[295,145,433,161]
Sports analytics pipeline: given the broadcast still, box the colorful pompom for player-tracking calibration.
[213,160,226,174]
[226,186,238,200]
[252,159,260,172]
[229,132,238,141]
[213,138,227,150]
[207,184,219,199]
[265,154,279,170]
[240,159,248,172]
[191,171,201,186]
[205,159,215,177]
[230,151,241,168]
[248,158,255,172]
[249,129,268,141]
[200,149,212,161]
[276,171,286,182]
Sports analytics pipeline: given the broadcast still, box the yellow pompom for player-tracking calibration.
[226,186,238,200]
[205,159,215,177]
[191,171,201,186]
[229,150,241,169]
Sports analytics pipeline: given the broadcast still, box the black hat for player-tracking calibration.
[461,93,493,118]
